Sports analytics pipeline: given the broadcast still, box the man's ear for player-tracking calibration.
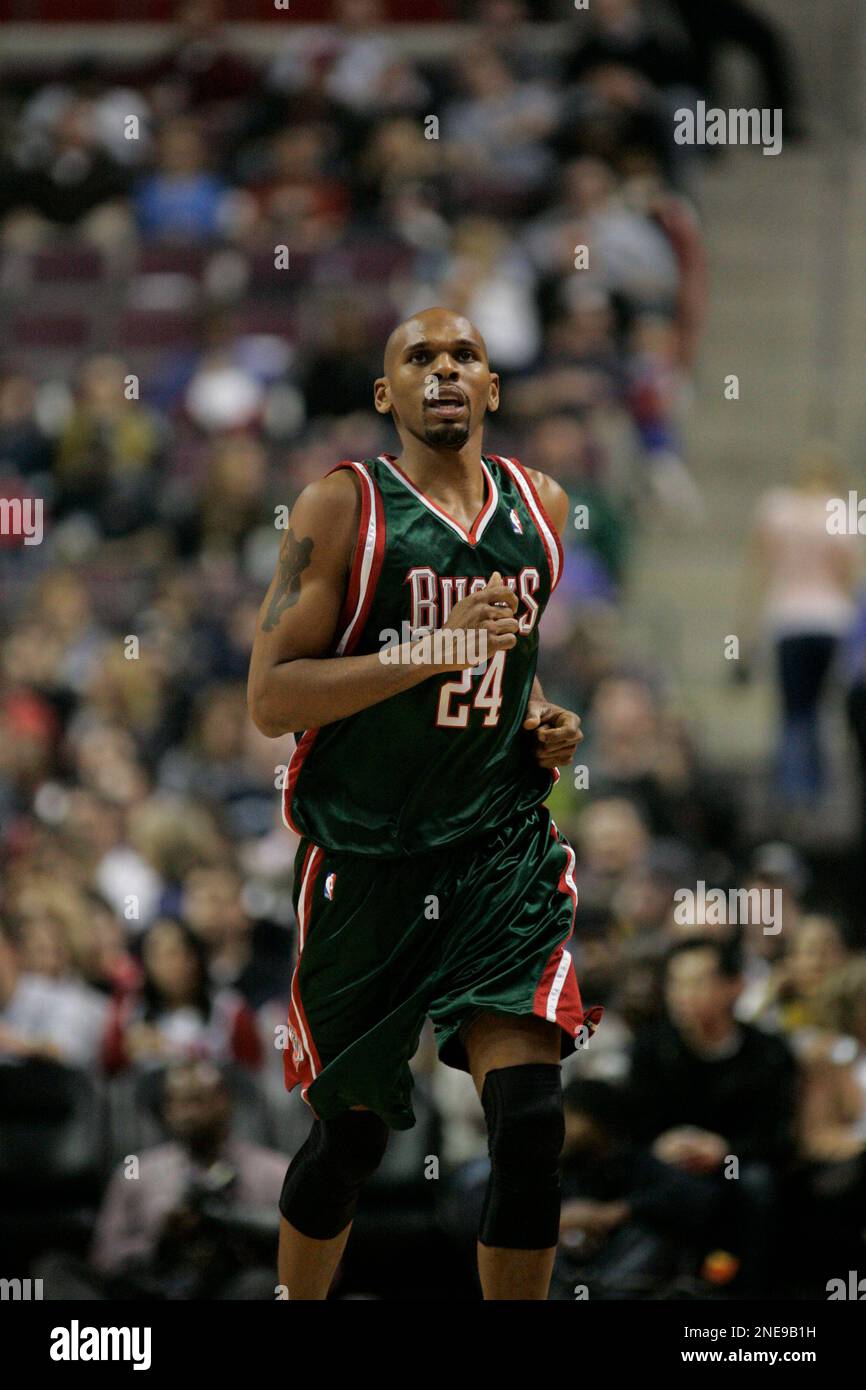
[373,378,392,415]
[487,373,500,413]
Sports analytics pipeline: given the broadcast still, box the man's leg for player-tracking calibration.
[462,1010,564,1301]
[277,1106,389,1300]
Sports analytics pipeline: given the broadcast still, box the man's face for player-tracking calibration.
[665,948,738,1030]
[374,311,499,452]
[182,867,245,945]
[163,1065,229,1144]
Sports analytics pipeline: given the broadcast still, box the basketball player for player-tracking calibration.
[247,307,603,1300]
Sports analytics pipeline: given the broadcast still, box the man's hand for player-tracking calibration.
[523,696,583,768]
[438,570,519,671]
[559,1198,629,1255]
[652,1126,727,1174]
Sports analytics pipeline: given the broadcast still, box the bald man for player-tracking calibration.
[248,308,603,1300]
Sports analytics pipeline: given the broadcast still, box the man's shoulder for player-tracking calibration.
[629,1017,675,1057]
[738,1020,796,1067]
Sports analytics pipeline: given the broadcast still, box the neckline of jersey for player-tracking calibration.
[376,453,499,547]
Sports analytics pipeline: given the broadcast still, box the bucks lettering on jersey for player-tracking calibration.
[282,452,564,857]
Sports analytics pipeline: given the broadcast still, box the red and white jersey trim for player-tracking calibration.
[544,833,577,1021]
[334,460,386,655]
[493,455,564,591]
[286,842,325,1090]
[280,459,385,836]
[377,453,499,546]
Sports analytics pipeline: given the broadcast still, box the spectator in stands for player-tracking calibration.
[509,292,622,422]
[564,0,691,92]
[573,796,650,910]
[179,863,292,1010]
[552,1075,721,1298]
[0,372,55,480]
[0,916,108,1068]
[323,0,424,119]
[735,841,806,1024]
[789,957,866,1284]
[68,1060,284,1299]
[0,96,131,252]
[136,0,256,127]
[739,443,862,822]
[444,44,557,211]
[753,914,851,1037]
[239,124,349,254]
[798,957,866,1162]
[103,915,262,1074]
[54,354,165,538]
[76,889,143,1000]
[582,674,711,842]
[301,301,382,420]
[524,411,629,596]
[422,216,542,372]
[626,935,798,1296]
[134,117,231,242]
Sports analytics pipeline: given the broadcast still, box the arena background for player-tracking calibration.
[1,0,866,1304]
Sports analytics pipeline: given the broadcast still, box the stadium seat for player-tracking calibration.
[13,311,90,348]
[31,246,103,284]
[118,309,199,349]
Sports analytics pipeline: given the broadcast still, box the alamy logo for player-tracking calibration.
[0,496,43,544]
[49,1320,152,1370]
[0,1278,43,1299]
[827,1271,866,1299]
[673,881,782,934]
[674,102,782,156]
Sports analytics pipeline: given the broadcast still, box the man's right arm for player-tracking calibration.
[246,471,521,738]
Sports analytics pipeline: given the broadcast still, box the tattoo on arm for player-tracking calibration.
[263,529,314,631]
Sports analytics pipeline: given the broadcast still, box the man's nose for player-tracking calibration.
[431,354,460,377]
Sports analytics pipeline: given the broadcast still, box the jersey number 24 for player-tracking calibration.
[435,650,506,729]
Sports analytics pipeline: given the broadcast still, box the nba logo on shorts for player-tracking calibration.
[324,871,337,900]
[287,1023,304,1064]
[509,507,523,535]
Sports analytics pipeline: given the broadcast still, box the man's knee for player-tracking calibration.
[479,1062,565,1249]
[279,1109,389,1240]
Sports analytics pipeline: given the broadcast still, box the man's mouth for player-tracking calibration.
[426,389,467,419]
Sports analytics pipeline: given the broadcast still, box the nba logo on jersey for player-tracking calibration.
[324,871,337,901]
[509,507,523,535]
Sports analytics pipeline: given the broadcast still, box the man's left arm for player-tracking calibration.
[522,470,583,769]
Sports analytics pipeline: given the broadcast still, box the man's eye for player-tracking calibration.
[458,350,476,360]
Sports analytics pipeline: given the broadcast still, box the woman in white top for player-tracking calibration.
[740,442,862,810]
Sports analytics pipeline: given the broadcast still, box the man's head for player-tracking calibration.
[374,307,499,454]
[161,1060,231,1148]
[663,936,742,1034]
[180,864,247,949]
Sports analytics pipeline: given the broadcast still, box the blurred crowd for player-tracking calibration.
[3,0,865,1301]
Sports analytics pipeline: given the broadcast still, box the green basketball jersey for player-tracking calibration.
[282,452,565,857]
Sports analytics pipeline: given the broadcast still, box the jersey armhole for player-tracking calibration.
[325,460,387,656]
[496,455,565,592]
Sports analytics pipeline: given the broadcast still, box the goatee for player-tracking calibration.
[423,422,470,450]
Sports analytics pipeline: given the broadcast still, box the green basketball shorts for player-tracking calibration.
[282,804,604,1130]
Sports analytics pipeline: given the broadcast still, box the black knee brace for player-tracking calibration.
[478,1062,565,1250]
[279,1109,389,1240]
